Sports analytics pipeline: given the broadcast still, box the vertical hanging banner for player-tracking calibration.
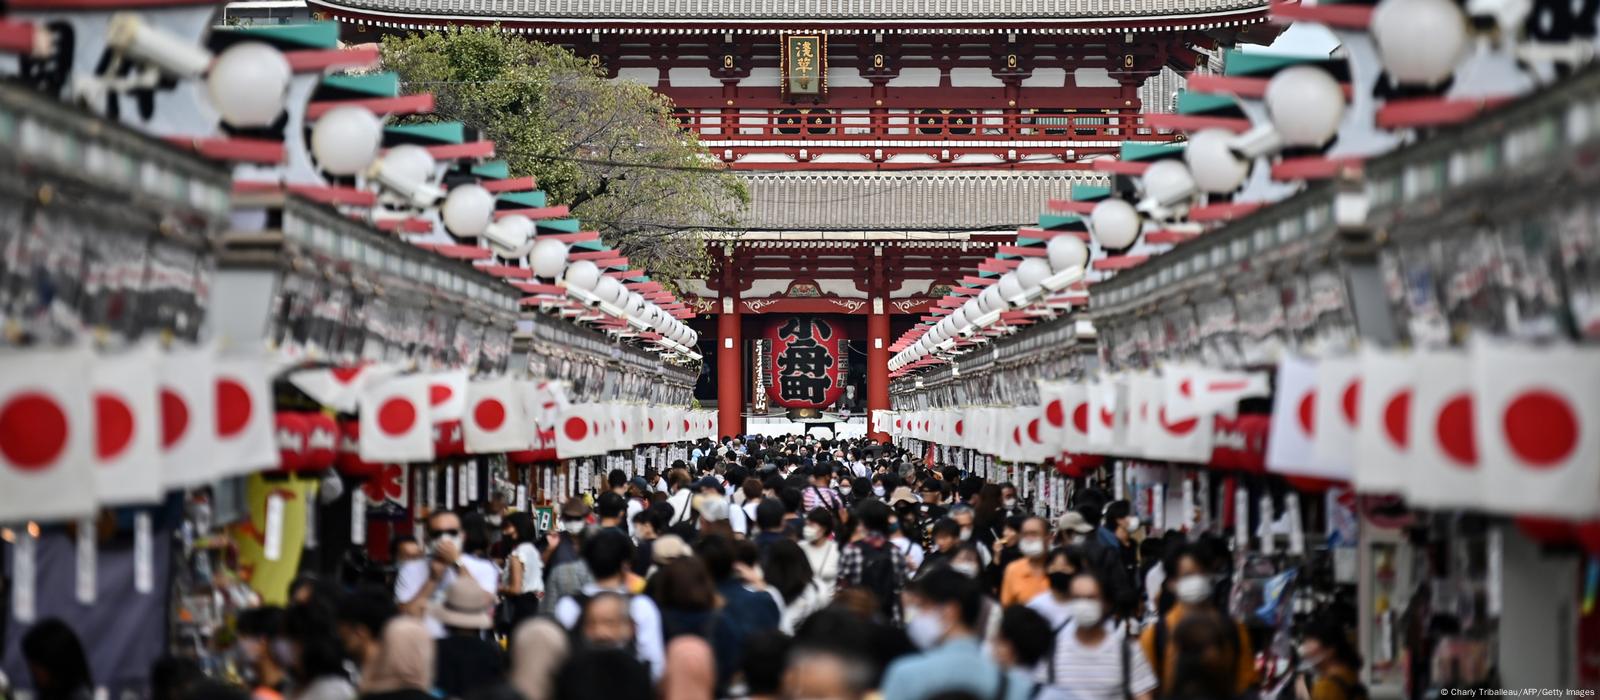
[766,316,846,412]
[92,343,163,505]
[0,347,97,520]
[781,34,827,98]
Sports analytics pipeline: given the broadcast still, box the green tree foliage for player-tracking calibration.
[380,26,746,288]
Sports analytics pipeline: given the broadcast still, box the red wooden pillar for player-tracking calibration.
[717,297,743,439]
[867,303,890,443]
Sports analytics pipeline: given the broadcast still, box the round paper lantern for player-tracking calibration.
[377,145,437,191]
[1141,159,1197,208]
[433,420,464,458]
[565,259,602,291]
[1372,0,1468,88]
[950,307,970,331]
[962,298,983,322]
[442,184,495,238]
[208,42,291,128]
[1047,234,1089,273]
[531,239,569,278]
[302,412,339,470]
[1265,65,1345,148]
[274,412,309,472]
[1015,257,1051,290]
[1185,128,1251,194]
[766,316,846,410]
[594,276,625,307]
[1090,198,1141,250]
[485,214,534,258]
[979,285,1004,314]
[997,272,1025,305]
[310,106,383,176]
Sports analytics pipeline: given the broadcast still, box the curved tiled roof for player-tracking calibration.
[311,0,1269,24]
[737,170,1104,231]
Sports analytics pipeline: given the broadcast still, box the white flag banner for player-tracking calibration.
[358,374,434,463]
[556,403,607,458]
[1185,368,1271,417]
[1087,375,1121,452]
[1311,355,1362,477]
[0,347,97,520]
[92,344,163,505]
[213,353,282,478]
[1122,373,1158,458]
[1353,347,1414,494]
[1266,355,1329,479]
[160,344,220,488]
[465,377,530,453]
[1146,371,1214,464]
[288,363,400,412]
[426,370,469,423]
[1474,342,1600,518]
[1407,351,1483,510]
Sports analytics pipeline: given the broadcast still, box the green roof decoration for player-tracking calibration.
[322,72,399,98]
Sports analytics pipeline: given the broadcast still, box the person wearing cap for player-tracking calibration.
[430,576,504,699]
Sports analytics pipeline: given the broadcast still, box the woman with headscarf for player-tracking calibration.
[510,618,570,700]
[358,617,434,700]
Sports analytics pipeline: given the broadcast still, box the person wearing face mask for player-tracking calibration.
[1026,546,1087,629]
[395,511,500,638]
[799,509,841,600]
[1000,517,1052,606]
[999,483,1025,520]
[1293,621,1364,700]
[880,569,1036,700]
[886,514,925,576]
[1039,571,1158,700]
[1079,502,1139,621]
[1139,546,1256,698]
[870,475,889,500]
[236,607,289,700]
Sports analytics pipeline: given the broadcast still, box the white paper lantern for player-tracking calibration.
[1372,0,1468,88]
[377,145,437,191]
[626,292,646,318]
[208,42,291,128]
[564,260,602,291]
[485,215,534,257]
[963,298,983,322]
[1015,258,1051,291]
[531,239,569,279]
[1047,235,1089,273]
[595,276,625,307]
[951,307,971,330]
[1090,198,1141,250]
[442,184,495,238]
[997,272,1025,305]
[1141,159,1197,208]
[1185,128,1250,194]
[1265,65,1345,148]
[979,285,1004,314]
[310,106,382,176]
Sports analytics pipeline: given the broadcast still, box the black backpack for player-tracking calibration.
[854,540,902,622]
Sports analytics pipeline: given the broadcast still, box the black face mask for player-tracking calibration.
[1048,571,1073,593]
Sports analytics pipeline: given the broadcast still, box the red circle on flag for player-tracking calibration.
[1028,419,1041,443]
[96,393,135,461]
[161,389,189,448]
[378,398,417,435]
[955,420,965,436]
[1012,427,1022,445]
[1341,380,1361,426]
[1073,404,1089,433]
[430,384,453,406]
[331,366,363,383]
[474,399,506,431]
[1045,400,1065,427]
[0,393,68,470]
[1502,390,1578,467]
[1383,390,1411,447]
[1436,393,1478,467]
[1159,407,1197,436]
[216,378,253,438]
[1297,391,1316,436]
[564,416,588,441]
[648,418,656,431]
[683,419,691,433]
[1179,379,1193,398]
[1099,407,1115,428]
[621,420,629,435]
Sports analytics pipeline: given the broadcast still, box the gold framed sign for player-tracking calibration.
[782,34,826,98]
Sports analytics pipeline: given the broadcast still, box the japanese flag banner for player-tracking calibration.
[288,363,399,412]
[213,353,282,478]
[1087,374,1123,453]
[1122,373,1159,458]
[1162,364,1201,422]
[1265,355,1330,479]
[1060,383,1090,453]
[465,377,530,454]
[1181,367,1271,418]
[1311,356,1362,477]
[426,370,469,423]
[1145,375,1214,464]
[520,381,562,432]
[556,403,606,458]
[1353,347,1414,494]
[92,343,163,505]
[0,347,97,520]
[1406,351,1483,511]
[1474,341,1600,518]
[358,374,435,463]
[160,344,221,488]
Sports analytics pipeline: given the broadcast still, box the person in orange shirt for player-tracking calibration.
[1000,516,1052,606]
[1139,546,1256,699]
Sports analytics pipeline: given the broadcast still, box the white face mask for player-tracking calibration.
[1124,516,1141,532]
[486,514,503,527]
[959,527,973,542]
[950,561,980,578]
[803,524,823,542]
[904,607,950,650]
[1175,574,1213,604]
[431,533,463,555]
[1066,599,1104,627]
[873,486,886,498]
[1003,498,1017,509]
[1019,537,1046,558]
[561,519,586,535]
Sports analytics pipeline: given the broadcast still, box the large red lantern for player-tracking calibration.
[765,316,846,411]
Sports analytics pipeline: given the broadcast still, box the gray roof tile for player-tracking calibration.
[313,0,1267,21]
[737,170,1104,231]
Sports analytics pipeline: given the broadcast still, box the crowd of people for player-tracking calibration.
[11,434,1365,700]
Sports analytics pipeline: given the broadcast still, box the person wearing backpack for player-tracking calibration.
[1293,621,1365,700]
[835,499,908,623]
[551,529,666,682]
[803,463,846,514]
[1040,570,1158,700]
